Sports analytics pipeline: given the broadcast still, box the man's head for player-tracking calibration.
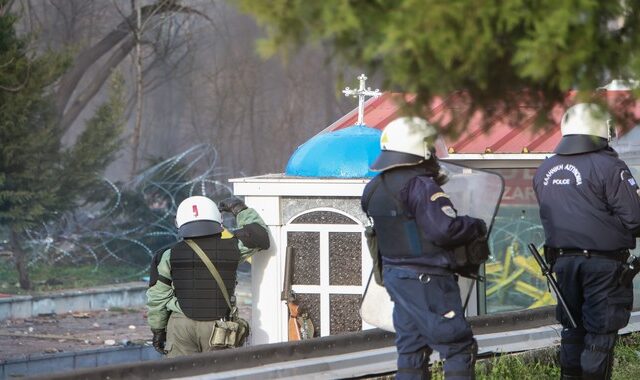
[370,117,439,171]
[175,196,223,238]
[555,103,614,155]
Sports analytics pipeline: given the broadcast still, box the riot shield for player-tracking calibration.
[360,161,504,331]
[612,134,640,259]
[612,134,640,310]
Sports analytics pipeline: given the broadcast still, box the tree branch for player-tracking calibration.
[56,0,209,131]
[59,36,135,131]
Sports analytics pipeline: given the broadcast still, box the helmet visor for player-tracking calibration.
[554,135,608,155]
[178,220,224,238]
[370,150,425,171]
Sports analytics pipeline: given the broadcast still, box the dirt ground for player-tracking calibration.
[0,308,151,360]
[0,272,252,361]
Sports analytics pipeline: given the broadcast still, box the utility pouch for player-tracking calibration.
[544,246,558,268]
[365,225,384,286]
[211,320,231,347]
[619,256,640,287]
[210,317,250,348]
[233,316,250,346]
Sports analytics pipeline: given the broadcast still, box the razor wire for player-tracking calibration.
[19,144,235,277]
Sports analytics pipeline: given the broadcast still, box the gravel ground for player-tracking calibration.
[0,271,252,361]
[0,308,150,360]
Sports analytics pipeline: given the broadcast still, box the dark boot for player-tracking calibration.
[582,334,617,380]
[560,367,582,380]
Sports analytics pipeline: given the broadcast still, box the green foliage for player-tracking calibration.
[473,354,560,380]
[613,333,640,380]
[236,0,640,134]
[57,73,126,209]
[0,4,125,228]
[0,3,125,288]
[0,7,69,229]
[428,335,640,379]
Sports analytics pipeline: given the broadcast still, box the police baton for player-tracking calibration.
[527,243,578,329]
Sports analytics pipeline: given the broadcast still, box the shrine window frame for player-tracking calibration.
[282,207,373,337]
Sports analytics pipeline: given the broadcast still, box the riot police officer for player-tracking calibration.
[146,195,269,357]
[361,117,487,380]
[533,103,640,379]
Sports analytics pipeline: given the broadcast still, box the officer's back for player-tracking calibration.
[534,147,640,251]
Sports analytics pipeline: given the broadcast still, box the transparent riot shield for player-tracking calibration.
[360,161,504,331]
[612,134,640,309]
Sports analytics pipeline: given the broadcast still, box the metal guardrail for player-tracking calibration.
[17,307,640,380]
[1,345,160,380]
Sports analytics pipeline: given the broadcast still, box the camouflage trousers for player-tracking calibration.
[165,312,226,358]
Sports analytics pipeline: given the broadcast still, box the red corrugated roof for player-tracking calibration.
[327,92,640,154]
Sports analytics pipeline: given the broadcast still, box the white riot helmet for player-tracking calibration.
[370,117,438,171]
[175,196,223,238]
[555,103,613,155]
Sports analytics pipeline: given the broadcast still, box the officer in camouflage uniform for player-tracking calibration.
[146,195,269,358]
[533,103,640,379]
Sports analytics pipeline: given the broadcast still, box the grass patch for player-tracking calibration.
[613,333,640,380]
[425,333,640,380]
[0,258,144,295]
[474,353,560,380]
[428,353,559,380]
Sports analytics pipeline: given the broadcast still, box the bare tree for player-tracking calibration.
[13,0,357,179]
[178,4,355,176]
[45,0,207,132]
[130,0,144,177]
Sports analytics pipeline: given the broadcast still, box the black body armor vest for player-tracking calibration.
[364,167,449,259]
[170,235,240,321]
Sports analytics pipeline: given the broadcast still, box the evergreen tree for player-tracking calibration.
[236,0,640,132]
[0,1,124,289]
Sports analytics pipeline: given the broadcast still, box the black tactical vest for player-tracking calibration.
[363,167,449,260]
[170,235,241,321]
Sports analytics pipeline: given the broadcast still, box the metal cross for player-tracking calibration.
[342,74,382,125]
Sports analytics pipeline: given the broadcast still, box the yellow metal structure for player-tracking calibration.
[486,241,556,309]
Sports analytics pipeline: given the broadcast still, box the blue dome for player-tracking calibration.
[285,125,382,178]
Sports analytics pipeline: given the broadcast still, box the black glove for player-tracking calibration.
[476,219,488,238]
[435,167,450,186]
[218,197,247,216]
[234,223,270,250]
[455,263,483,280]
[151,329,167,355]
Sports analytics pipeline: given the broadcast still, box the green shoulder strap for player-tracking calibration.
[185,239,233,311]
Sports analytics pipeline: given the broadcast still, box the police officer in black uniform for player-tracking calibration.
[362,117,487,380]
[533,103,640,379]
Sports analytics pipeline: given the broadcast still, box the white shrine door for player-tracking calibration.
[281,208,373,338]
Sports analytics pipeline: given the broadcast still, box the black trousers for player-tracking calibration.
[553,256,633,379]
[384,266,476,380]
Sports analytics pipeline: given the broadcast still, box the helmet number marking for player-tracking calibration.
[192,205,199,217]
